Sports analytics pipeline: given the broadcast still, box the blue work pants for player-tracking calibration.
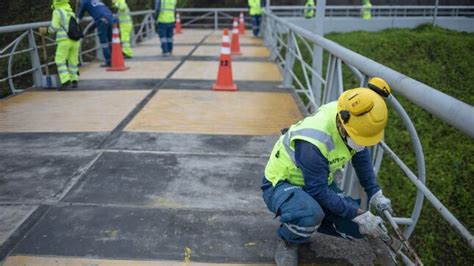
[251,15,262,37]
[156,22,174,54]
[97,18,112,65]
[262,180,363,244]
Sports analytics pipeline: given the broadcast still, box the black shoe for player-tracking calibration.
[71,81,78,89]
[58,81,71,91]
[100,63,111,68]
[275,239,299,266]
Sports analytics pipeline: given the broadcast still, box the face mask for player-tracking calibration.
[346,137,365,152]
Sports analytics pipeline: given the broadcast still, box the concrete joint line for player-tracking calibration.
[101,148,271,158]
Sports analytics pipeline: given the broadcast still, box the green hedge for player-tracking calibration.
[297,25,473,265]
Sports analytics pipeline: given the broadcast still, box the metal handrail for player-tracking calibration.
[263,10,474,251]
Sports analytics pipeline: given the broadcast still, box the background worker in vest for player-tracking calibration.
[154,0,177,57]
[40,0,80,89]
[304,0,315,19]
[112,0,133,58]
[262,77,393,265]
[78,0,114,67]
[362,0,372,20]
[248,0,264,37]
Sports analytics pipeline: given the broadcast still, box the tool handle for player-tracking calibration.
[383,210,424,266]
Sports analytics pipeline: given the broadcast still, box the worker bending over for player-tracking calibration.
[155,0,177,57]
[113,0,134,58]
[248,0,264,37]
[78,0,115,67]
[262,78,393,265]
[40,0,81,89]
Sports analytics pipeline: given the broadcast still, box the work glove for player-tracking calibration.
[352,211,387,238]
[369,190,393,215]
[39,27,48,35]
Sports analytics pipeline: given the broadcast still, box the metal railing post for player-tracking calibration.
[311,0,326,107]
[282,31,296,88]
[27,29,43,88]
[433,0,439,26]
[215,11,218,31]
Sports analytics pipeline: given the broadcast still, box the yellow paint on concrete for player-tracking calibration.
[134,45,194,57]
[0,91,148,132]
[2,256,275,266]
[80,61,179,80]
[205,34,263,45]
[125,90,302,135]
[172,61,281,81]
[193,45,270,58]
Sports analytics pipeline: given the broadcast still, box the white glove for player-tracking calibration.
[352,211,387,238]
[370,190,393,215]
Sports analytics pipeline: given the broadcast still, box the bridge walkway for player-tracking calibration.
[0,29,389,265]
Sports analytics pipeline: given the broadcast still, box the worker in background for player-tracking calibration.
[362,0,372,20]
[155,0,177,57]
[78,0,114,67]
[262,78,393,265]
[248,0,264,37]
[40,0,80,89]
[112,0,134,58]
[304,0,315,19]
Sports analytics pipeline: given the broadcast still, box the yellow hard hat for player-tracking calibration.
[368,77,391,97]
[337,87,388,146]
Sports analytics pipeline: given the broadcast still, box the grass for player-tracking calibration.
[294,25,474,265]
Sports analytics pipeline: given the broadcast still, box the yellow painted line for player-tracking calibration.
[2,256,275,266]
[172,61,281,82]
[193,46,270,58]
[133,45,195,57]
[0,91,149,132]
[205,35,263,45]
[125,90,303,135]
[80,61,180,80]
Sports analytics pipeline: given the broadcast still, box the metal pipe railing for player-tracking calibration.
[265,11,474,138]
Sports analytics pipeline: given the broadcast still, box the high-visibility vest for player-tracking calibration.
[48,7,75,41]
[248,0,263,16]
[157,0,177,23]
[362,1,372,20]
[264,102,355,187]
[114,0,132,25]
[304,0,315,19]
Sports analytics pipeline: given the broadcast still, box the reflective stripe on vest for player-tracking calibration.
[158,0,176,23]
[283,128,335,163]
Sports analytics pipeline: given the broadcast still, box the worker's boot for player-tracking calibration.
[275,238,299,266]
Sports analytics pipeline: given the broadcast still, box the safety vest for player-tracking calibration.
[304,0,315,19]
[248,0,263,16]
[264,102,354,187]
[157,0,176,23]
[49,8,75,41]
[114,0,132,25]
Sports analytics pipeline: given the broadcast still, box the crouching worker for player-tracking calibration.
[40,0,81,90]
[261,77,394,266]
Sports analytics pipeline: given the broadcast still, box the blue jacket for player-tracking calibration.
[262,140,381,220]
[78,0,113,22]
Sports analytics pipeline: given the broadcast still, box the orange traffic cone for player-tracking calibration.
[213,28,237,91]
[107,23,129,72]
[175,13,182,34]
[231,18,241,55]
[239,12,246,34]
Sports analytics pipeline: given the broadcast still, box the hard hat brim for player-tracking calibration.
[343,124,384,146]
